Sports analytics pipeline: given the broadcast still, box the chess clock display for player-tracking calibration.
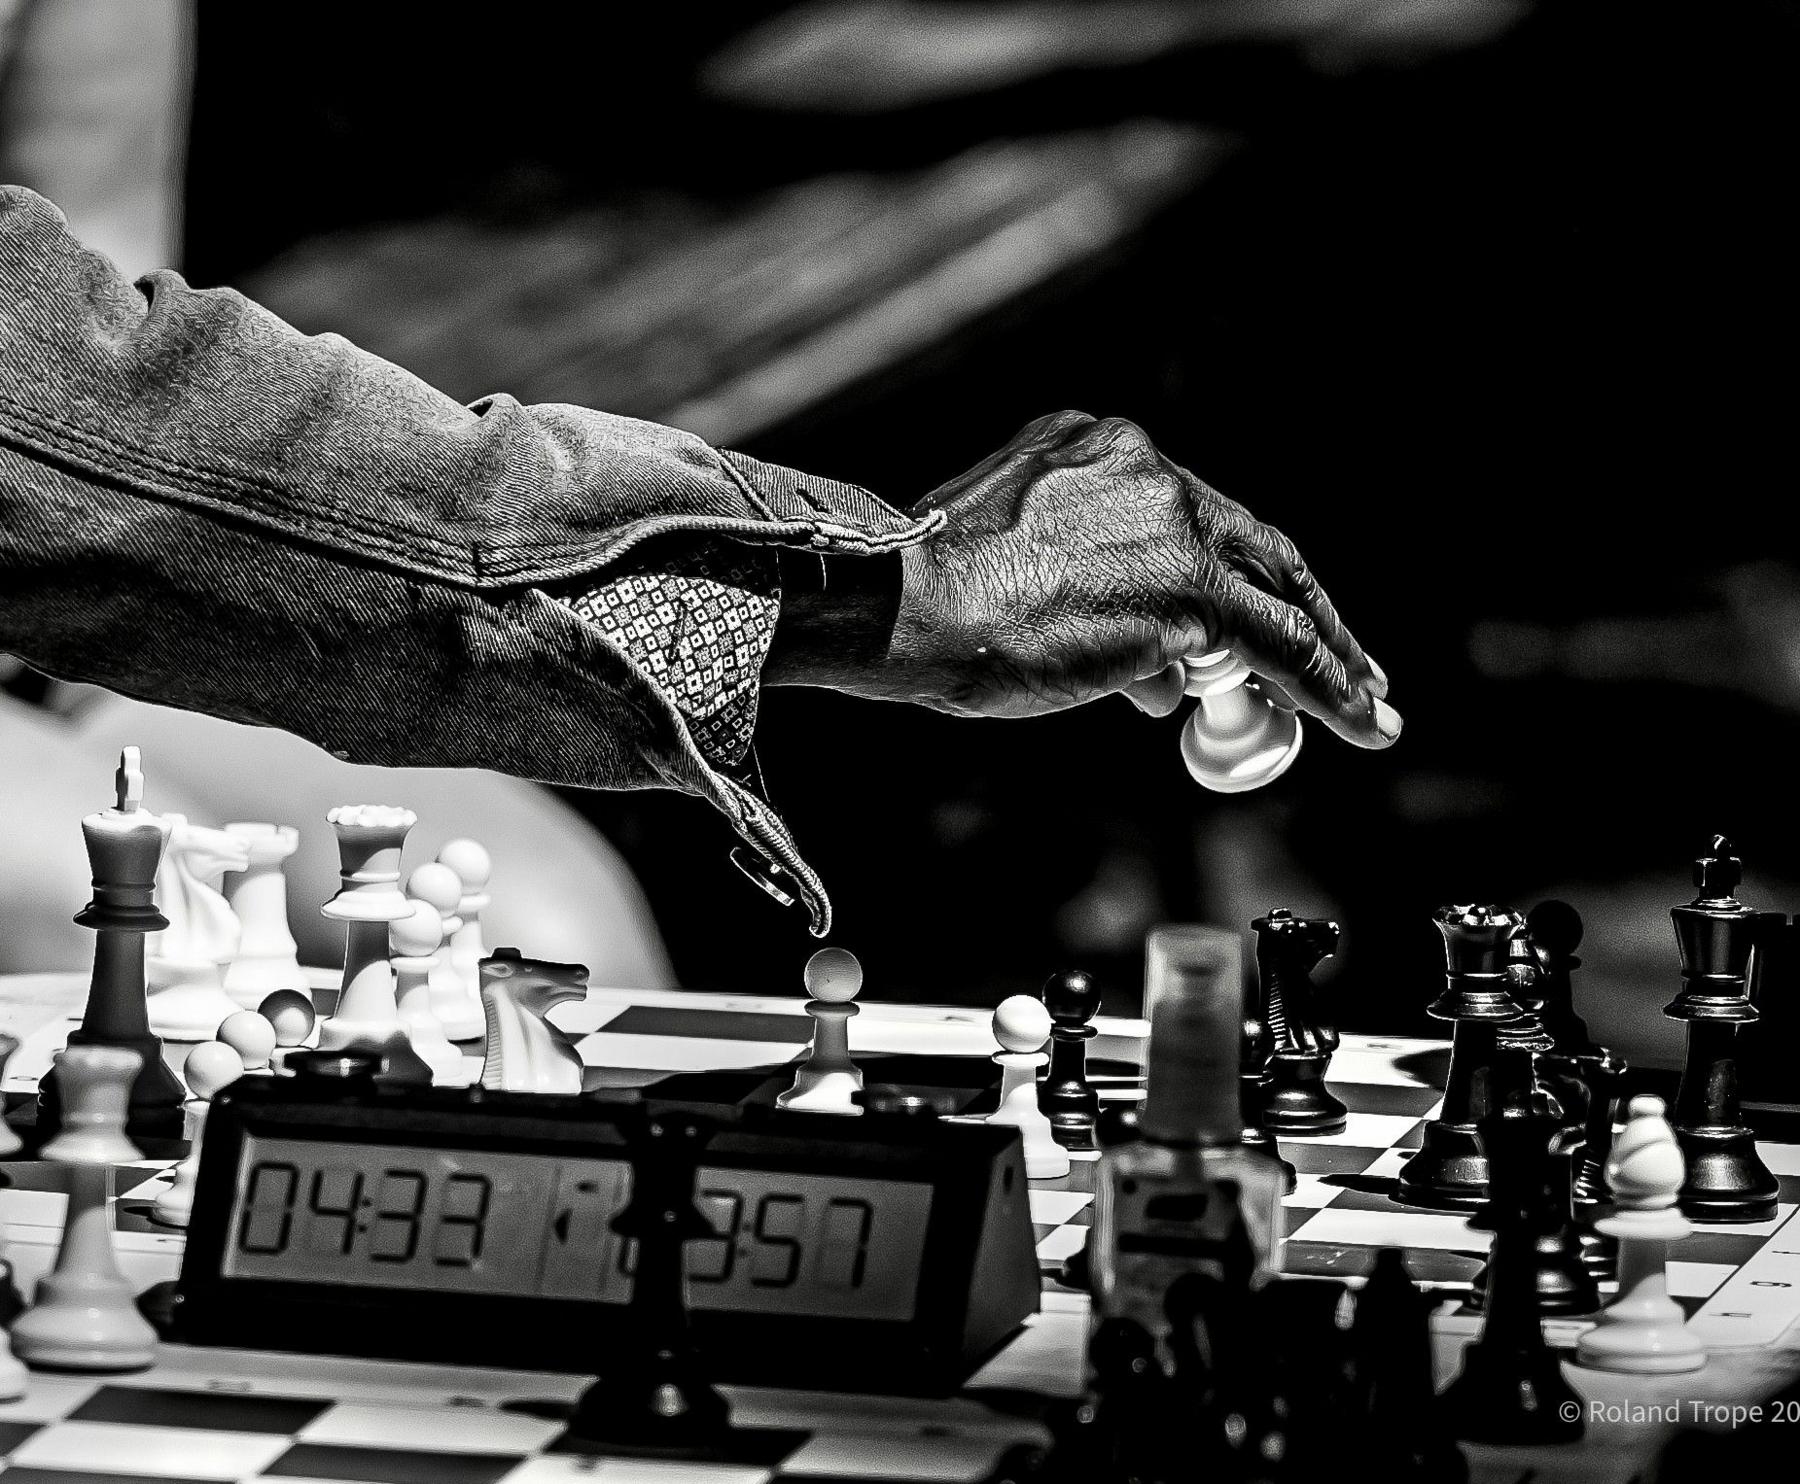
[174,1064,1041,1390]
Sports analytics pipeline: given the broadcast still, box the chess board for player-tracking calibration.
[0,1338,1076,1484]
[7,978,1800,1484]
[8,981,1800,1348]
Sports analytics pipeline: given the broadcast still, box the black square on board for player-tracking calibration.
[262,1444,525,1484]
[71,1386,331,1433]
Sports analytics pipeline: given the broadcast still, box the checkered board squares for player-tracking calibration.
[0,1374,1025,1484]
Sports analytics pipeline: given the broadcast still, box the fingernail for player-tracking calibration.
[1367,657,1389,691]
[1373,697,1403,742]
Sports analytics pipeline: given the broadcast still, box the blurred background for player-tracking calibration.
[4,0,1799,1068]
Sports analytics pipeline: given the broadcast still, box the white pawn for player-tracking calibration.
[11,1047,158,1372]
[221,822,308,1005]
[184,1039,245,1100]
[152,1097,208,1230]
[1577,1094,1707,1374]
[407,861,483,1042]
[153,1042,244,1230]
[1179,651,1303,794]
[438,839,492,1040]
[986,995,1069,1179]
[392,903,467,1086]
[777,948,866,1116]
[216,1010,277,1071]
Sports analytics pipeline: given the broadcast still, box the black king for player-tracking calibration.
[1666,835,1779,1223]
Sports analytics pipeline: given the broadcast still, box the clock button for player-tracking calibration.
[286,1049,383,1088]
[856,1086,946,1119]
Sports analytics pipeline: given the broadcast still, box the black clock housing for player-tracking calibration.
[174,1074,1041,1392]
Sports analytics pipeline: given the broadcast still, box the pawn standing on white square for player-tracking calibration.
[408,860,484,1042]
[10,1046,158,1372]
[1576,1094,1707,1374]
[438,839,492,1040]
[316,806,431,1085]
[221,822,308,1005]
[393,902,468,1086]
[152,1041,245,1230]
[986,994,1069,1179]
[777,948,865,1116]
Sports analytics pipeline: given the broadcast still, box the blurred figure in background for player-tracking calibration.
[0,0,674,987]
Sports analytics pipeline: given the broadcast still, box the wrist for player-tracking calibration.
[764,547,906,690]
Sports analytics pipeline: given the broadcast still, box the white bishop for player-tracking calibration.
[1576,1094,1707,1374]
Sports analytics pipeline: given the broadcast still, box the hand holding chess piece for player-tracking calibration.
[765,412,1397,756]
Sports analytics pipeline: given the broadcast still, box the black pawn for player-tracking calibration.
[1240,1018,1296,1194]
[1397,906,1525,1210]
[562,1108,730,1451]
[1254,908,1349,1135]
[1040,969,1101,1150]
[1525,900,1597,1054]
[1665,836,1779,1223]
[1351,1249,1468,1483]
[1439,1096,1585,1445]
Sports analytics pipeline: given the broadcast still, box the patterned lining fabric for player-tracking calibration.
[550,541,779,770]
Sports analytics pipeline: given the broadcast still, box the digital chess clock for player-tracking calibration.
[175,1064,1040,1391]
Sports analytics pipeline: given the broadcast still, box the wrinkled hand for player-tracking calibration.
[766,411,1399,749]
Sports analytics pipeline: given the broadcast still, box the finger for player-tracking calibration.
[1213,512,1385,699]
[1124,662,1187,718]
[910,410,1096,516]
[1251,672,1301,713]
[1217,579,1401,749]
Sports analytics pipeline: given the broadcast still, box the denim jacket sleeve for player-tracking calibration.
[0,185,941,935]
